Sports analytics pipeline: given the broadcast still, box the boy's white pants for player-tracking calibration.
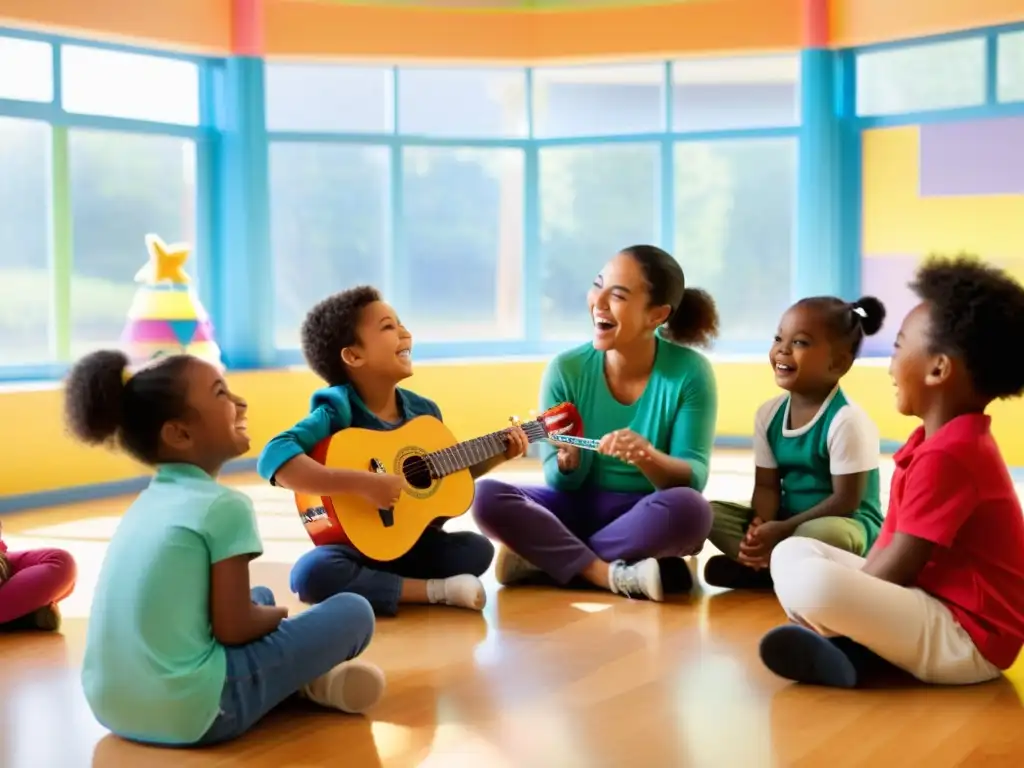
[770,537,1001,685]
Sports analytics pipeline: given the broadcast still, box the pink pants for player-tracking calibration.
[0,545,77,623]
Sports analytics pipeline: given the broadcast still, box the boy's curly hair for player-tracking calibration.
[910,254,1024,401]
[301,286,382,386]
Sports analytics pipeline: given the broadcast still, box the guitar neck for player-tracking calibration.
[548,434,601,451]
[426,418,552,479]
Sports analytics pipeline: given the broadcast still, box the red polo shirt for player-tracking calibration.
[875,414,1024,670]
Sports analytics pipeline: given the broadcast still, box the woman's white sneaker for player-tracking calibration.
[609,558,664,602]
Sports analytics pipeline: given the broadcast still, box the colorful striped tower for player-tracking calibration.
[120,234,225,370]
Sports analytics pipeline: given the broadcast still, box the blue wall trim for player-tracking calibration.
[848,21,1024,55]
[0,459,258,514]
[794,48,844,300]
[211,57,274,369]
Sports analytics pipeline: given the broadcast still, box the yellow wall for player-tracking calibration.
[4,350,1024,500]
[4,353,1019,502]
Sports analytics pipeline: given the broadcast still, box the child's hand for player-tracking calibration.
[0,550,10,584]
[503,425,530,460]
[738,520,789,570]
[557,444,581,473]
[358,472,404,509]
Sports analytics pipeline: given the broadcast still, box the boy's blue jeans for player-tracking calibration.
[196,587,375,745]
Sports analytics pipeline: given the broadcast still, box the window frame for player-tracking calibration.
[0,27,213,382]
[264,59,801,366]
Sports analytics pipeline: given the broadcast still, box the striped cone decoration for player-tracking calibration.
[120,234,225,370]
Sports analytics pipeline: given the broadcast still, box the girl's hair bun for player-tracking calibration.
[851,296,886,336]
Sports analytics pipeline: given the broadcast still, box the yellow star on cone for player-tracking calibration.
[134,234,192,285]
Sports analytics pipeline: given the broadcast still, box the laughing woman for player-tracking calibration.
[472,245,719,600]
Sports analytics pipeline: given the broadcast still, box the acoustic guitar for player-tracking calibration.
[294,402,585,562]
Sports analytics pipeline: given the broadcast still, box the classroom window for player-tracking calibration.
[396,67,527,138]
[402,147,525,341]
[855,38,987,116]
[532,64,665,138]
[998,31,1024,103]
[674,138,795,347]
[672,55,800,131]
[269,143,390,349]
[0,118,52,365]
[69,130,197,357]
[264,63,394,134]
[60,45,200,125]
[539,143,660,340]
[0,36,53,103]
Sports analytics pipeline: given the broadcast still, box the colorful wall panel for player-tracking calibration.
[861,117,1024,354]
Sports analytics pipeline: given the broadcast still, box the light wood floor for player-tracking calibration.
[3,453,1024,768]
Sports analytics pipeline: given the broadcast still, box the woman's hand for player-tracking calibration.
[597,429,653,466]
[556,444,581,473]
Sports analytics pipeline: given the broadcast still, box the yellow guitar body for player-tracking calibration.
[315,416,476,562]
[294,402,583,562]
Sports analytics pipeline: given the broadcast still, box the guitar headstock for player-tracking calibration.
[535,402,584,438]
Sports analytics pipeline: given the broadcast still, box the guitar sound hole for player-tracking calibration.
[401,455,433,490]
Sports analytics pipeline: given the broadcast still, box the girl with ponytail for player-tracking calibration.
[705,295,888,590]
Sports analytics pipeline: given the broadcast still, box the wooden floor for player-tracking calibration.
[3,453,1024,768]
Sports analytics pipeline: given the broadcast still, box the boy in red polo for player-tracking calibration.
[758,255,1024,688]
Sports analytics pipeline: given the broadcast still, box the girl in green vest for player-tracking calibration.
[704,296,887,590]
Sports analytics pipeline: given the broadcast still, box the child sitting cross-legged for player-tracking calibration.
[704,295,887,589]
[65,351,383,747]
[761,255,1024,688]
[258,286,529,616]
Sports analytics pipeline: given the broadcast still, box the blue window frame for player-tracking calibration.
[6,20,1023,382]
[0,27,213,382]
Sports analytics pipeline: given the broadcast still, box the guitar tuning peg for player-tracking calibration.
[509,414,521,426]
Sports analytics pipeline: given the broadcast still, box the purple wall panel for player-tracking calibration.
[860,254,921,356]
[919,117,1024,197]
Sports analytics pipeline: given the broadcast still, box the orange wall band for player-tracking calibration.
[1,0,804,60]
[0,0,232,54]
[262,0,804,60]
[830,0,1024,47]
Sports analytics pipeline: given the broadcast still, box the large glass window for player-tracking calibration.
[397,68,527,138]
[69,131,197,356]
[402,147,525,340]
[856,38,987,116]
[672,55,800,131]
[0,118,52,365]
[674,138,796,347]
[539,144,660,340]
[61,46,200,125]
[269,143,390,349]
[998,31,1024,103]
[0,37,53,103]
[264,63,394,133]
[532,64,665,137]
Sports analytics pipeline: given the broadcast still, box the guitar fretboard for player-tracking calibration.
[425,420,550,478]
